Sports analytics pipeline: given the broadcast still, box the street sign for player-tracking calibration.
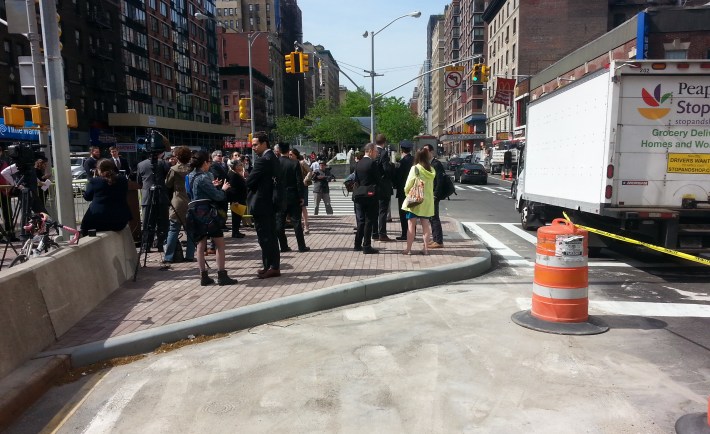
[445,66,465,90]
[18,56,44,96]
[6,0,29,34]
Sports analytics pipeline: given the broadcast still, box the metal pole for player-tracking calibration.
[248,33,255,161]
[369,32,375,142]
[297,80,301,118]
[38,0,75,229]
[24,0,50,158]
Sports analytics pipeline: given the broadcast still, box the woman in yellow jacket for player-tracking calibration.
[401,148,436,255]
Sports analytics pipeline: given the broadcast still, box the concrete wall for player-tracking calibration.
[0,228,137,379]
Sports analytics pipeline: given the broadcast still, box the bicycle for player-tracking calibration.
[9,213,81,268]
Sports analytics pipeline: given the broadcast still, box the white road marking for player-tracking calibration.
[516,298,710,317]
[82,378,148,434]
[500,223,538,245]
[663,286,710,302]
[463,223,533,267]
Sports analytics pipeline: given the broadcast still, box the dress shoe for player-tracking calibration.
[395,235,407,241]
[362,246,379,254]
[428,242,443,249]
[378,235,394,242]
[298,247,311,252]
[281,247,293,253]
[232,232,246,238]
[353,246,363,251]
[258,268,281,279]
[183,258,197,262]
[257,268,267,275]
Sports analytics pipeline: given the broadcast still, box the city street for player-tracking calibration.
[7,172,710,433]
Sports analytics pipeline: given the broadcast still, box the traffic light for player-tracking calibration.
[472,63,482,83]
[300,52,310,73]
[481,65,490,83]
[239,98,249,121]
[31,105,50,126]
[247,132,253,143]
[3,106,25,128]
[66,108,78,128]
[57,13,63,51]
[285,52,295,74]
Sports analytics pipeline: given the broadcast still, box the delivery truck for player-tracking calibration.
[515,60,710,254]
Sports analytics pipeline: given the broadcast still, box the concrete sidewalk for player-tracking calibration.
[41,215,490,365]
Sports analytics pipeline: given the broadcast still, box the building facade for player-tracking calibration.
[429,15,446,139]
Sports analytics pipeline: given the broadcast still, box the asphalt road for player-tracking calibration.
[7,171,710,433]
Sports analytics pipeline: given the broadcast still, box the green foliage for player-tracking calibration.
[376,96,424,145]
[273,115,307,142]
[340,87,371,117]
[310,114,367,145]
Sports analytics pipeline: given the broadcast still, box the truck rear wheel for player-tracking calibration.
[520,205,536,231]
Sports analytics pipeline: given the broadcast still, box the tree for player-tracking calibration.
[376,96,424,145]
[340,87,371,117]
[309,114,366,146]
[273,115,307,143]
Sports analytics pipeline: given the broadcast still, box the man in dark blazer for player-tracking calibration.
[109,146,131,179]
[247,132,281,278]
[136,151,170,252]
[352,143,380,254]
[394,140,414,240]
[424,144,447,249]
[274,142,309,253]
[374,133,395,241]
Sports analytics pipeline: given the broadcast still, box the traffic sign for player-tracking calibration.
[445,66,465,90]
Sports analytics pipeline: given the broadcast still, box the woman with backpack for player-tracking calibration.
[186,150,237,286]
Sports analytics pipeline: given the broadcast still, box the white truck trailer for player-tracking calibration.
[515,60,710,254]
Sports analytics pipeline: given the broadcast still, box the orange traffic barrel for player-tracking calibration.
[532,218,589,323]
[675,395,710,433]
[511,218,608,335]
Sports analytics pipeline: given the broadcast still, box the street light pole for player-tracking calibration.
[363,11,421,143]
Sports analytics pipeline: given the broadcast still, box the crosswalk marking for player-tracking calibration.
[455,185,508,192]
[465,222,679,269]
[306,186,355,216]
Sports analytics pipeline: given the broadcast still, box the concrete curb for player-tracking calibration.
[0,355,70,431]
[40,250,491,368]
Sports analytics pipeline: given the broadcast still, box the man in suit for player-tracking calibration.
[136,150,170,252]
[247,132,281,278]
[274,142,309,253]
[374,133,395,242]
[83,146,101,178]
[424,144,446,249]
[353,143,380,254]
[109,146,131,178]
[394,140,414,241]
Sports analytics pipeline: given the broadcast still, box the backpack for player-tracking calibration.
[441,173,457,200]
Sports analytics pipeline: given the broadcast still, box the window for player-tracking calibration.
[239,78,245,90]
[164,65,172,80]
[665,50,688,59]
[229,8,233,15]
[154,60,161,77]
[223,95,229,105]
[153,39,161,55]
[512,44,516,60]
[155,84,163,98]
[163,44,170,60]
[233,95,239,104]
[75,30,81,48]
[77,64,84,80]
[222,79,228,90]
[156,106,165,116]
[162,23,169,38]
[149,0,156,8]
[513,18,516,34]
[151,17,158,32]
[223,111,229,121]
[159,1,167,16]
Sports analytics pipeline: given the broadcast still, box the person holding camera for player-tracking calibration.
[83,146,101,178]
[312,161,335,215]
[137,149,170,252]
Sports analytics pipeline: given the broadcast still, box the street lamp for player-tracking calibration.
[363,11,421,142]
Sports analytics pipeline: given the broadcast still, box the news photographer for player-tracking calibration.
[136,131,170,253]
[0,143,49,240]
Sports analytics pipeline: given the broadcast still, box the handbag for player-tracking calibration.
[403,167,425,208]
[186,199,226,241]
[352,184,376,201]
[230,202,247,216]
[303,170,313,186]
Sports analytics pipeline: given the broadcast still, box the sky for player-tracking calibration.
[298,0,451,102]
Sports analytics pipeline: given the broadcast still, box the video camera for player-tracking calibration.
[137,129,170,154]
[6,142,46,170]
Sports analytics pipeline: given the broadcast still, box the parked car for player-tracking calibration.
[454,163,488,184]
[446,157,464,171]
[71,166,87,196]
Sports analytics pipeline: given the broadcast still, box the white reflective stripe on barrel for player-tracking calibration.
[535,253,588,268]
[532,283,588,300]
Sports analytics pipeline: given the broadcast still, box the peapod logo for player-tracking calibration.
[638,84,672,120]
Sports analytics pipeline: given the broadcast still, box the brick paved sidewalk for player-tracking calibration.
[49,215,484,350]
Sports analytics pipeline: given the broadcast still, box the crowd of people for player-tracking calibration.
[1,132,450,285]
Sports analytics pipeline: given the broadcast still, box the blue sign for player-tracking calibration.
[0,118,40,141]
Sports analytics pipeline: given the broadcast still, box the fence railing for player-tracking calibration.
[0,181,90,236]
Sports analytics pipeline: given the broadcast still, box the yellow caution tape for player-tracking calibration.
[562,211,710,267]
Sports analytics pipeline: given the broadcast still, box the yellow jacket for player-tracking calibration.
[401,164,435,217]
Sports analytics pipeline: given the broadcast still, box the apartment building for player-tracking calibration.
[301,42,341,113]
[429,15,446,139]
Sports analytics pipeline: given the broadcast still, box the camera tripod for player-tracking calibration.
[0,173,46,270]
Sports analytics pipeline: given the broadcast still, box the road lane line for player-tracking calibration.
[463,222,533,266]
[515,298,710,317]
[500,223,538,245]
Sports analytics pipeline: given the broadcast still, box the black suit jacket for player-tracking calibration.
[394,153,414,199]
[278,155,305,204]
[353,156,380,203]
[431,157,447,199]
[246,149,279,216]
[376,145,394,198]
[209,161,228,181]
[110,157,131,178]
